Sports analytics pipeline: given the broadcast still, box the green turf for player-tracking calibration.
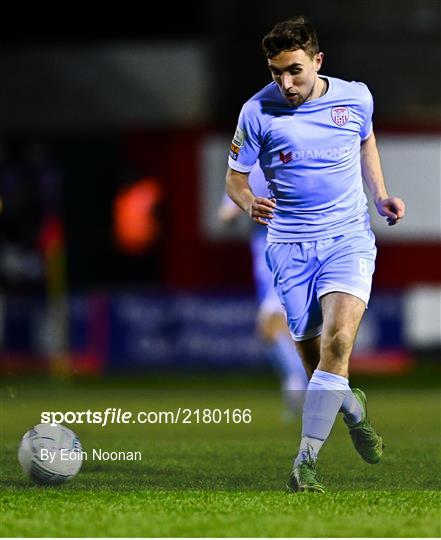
[1,378,440,537]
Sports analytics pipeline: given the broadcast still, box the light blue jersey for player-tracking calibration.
[228,76,373,242]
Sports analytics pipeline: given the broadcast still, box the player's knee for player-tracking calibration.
[322,327,354,359]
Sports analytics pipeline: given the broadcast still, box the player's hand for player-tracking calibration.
[376,197,405,226]
[248,197,276,225]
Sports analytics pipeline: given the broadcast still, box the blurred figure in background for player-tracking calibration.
[0,141,46,291]
[218,161,308,416]
[26,142,69,377]
[0,141,64,294]
[0,140,69,376]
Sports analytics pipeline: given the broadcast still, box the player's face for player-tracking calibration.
[268,49,324,107]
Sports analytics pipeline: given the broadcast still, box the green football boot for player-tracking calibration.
[287,455,325,493]
[344,388,384,464]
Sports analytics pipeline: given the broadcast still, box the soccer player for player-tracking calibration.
[218,162,308,415]
[225,17,405,492]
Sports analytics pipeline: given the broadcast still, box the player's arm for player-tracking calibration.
[360,131,405,226]
[226,167,275,226]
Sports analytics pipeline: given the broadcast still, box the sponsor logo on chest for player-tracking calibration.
[279,151,292,164]
[279,146,351,163]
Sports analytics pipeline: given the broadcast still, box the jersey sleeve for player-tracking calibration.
[358,83,374,141]
[228,103,263,173]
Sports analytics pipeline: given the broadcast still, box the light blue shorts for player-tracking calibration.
[265,229,377,341]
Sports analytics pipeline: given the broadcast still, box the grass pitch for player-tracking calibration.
[1,374,440,537]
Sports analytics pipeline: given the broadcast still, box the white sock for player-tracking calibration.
[294,369,349,466]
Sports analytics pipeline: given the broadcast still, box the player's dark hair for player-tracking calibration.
[262,16,319,59]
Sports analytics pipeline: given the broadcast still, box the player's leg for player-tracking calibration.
[290,292,365,490]
[292,231,382,481]
[320,292,384,463]
[315,230,384,464]
[295,332,365,426]
[289,231,382,491]
[318,291,365,376]
[266,240,329,491]
[294,335,320,377]
[295,334,364,432]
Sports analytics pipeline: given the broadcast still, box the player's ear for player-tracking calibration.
[314,52,324,71]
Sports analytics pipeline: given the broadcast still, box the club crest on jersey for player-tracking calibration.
[331,106,349,126]
[279,151,292,164]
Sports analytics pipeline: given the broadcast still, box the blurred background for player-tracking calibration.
[0,0,440,381]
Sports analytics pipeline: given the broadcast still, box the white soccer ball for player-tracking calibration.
[18,423,83,485]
